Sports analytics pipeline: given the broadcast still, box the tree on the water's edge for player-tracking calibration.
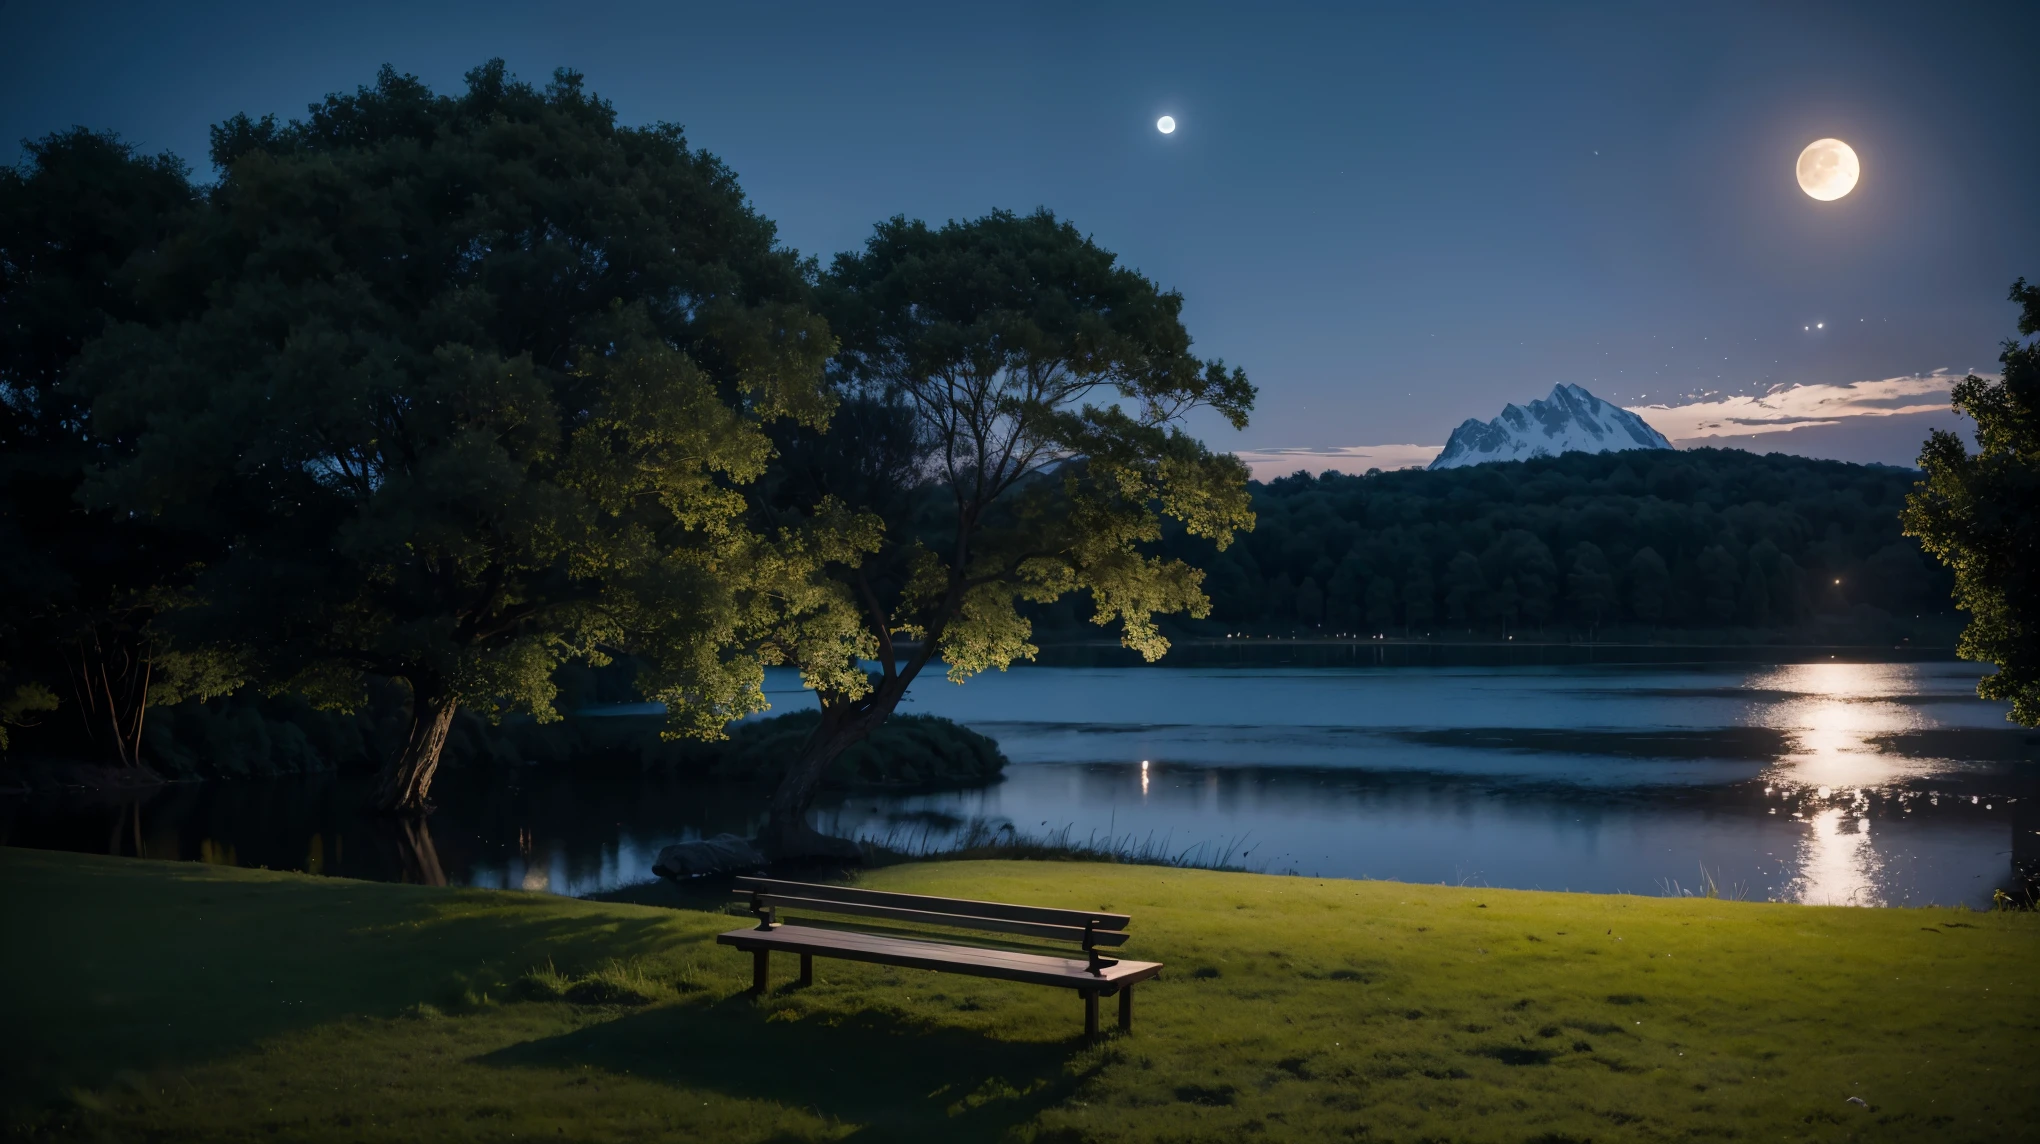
[73,62,850,811]
[1903,277,2040,727]
[746,210,1256,856]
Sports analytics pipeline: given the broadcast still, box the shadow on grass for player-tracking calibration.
[0,848,711,1114]
[482,994,1086,1142]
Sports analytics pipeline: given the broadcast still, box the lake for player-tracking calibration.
[4,659,2034,908]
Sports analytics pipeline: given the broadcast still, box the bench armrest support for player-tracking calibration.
[1083,919,1119,975]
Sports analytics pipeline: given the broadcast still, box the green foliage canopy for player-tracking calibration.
[1904,279,2040,725]
[749,209,1255,846]
[74,63,846,805]
[820,209,1256,672]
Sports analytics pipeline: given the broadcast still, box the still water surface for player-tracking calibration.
[5,661,2033,907]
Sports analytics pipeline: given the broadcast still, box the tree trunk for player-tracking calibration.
[761,698,894,859]
[374,684,456,814]
[64,624,152,768]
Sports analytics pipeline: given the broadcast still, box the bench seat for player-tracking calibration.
[717,924,1163,991]
[719,876,1163,1039]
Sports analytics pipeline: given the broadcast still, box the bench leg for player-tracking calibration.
[1084,991,1099,1042]
[798,953,813,988]
[1119,984,1134,1033]
[751,948,769,996]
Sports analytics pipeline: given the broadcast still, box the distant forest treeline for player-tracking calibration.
[1033,448,1953,641]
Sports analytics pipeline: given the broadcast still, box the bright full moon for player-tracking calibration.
[1796,138,1860,201]
[1156,115,1176,134]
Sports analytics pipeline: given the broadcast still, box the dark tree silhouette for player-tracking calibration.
[1627,548,1670,625]
[1904,278,2040,726]
[1567,543,1615,633]
[0,128,233,764]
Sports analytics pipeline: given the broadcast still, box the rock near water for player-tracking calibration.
[651,834,768,880]
[1429,384,1672,470]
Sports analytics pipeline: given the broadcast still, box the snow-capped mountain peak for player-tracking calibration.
[1428,384,1673,470]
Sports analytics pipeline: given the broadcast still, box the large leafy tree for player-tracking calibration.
[77,62,844,809]
[1903,278,2040,726]
[0,129,234,764]
[750,209,1255,854]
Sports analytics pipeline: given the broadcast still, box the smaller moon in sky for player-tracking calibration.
[1796,138,1860,201]
[1156,115,1176,134]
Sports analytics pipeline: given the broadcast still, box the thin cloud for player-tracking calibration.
[1233,444,1442,482]
[1631,372,1971,441]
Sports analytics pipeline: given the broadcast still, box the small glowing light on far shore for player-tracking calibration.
[1156,115,1176,134]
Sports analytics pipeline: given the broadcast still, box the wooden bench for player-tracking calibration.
[716,876,1163,1041]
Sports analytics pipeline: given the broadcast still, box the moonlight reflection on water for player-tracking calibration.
[1787,804,1880,906]
[1720,661,2017,907]
[1753,663,1935,789]
[1747,663,1936,906]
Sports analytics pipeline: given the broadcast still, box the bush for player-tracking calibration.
[124,693,1005,790]
[710,710,1007,789]
[138,690,397,779]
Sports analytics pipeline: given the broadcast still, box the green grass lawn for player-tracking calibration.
[3,847,2035,1142]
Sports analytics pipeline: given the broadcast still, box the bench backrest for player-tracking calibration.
[731,876,1133,961]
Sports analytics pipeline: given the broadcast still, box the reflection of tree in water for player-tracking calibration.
[108,798,142,858]
[383,817,447,887]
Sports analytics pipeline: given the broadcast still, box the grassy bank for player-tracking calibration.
[3,848,2035,1142]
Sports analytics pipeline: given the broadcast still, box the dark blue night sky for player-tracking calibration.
[5,1,2034,465]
